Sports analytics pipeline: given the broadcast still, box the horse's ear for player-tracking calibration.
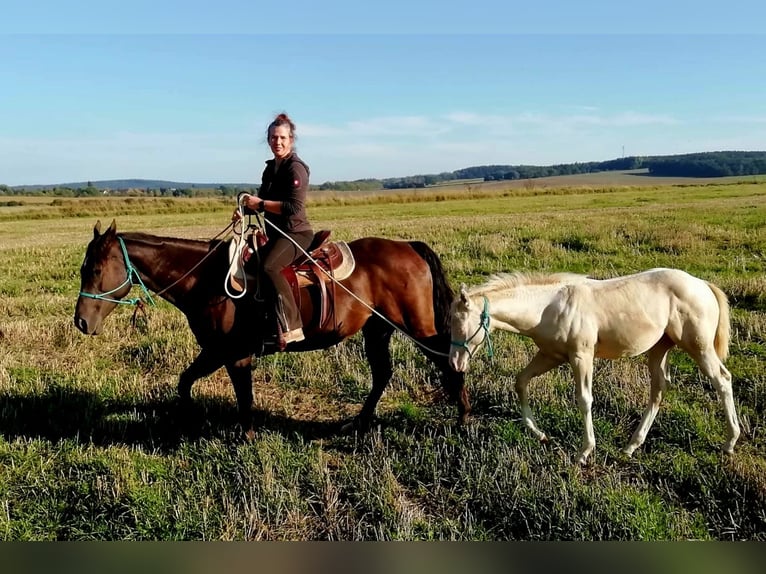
[106,219,117,235]
[93,220,102,238]
[459,283,469,303]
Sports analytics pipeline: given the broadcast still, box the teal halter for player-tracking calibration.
[79,236,156,307]
[450,296,494,359]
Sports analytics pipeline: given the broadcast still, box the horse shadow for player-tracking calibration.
[0,386,345,453]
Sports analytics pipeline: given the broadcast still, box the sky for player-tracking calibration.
[2,1,765,186]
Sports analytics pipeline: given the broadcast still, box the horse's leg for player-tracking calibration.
[570,350,596,465]
[422,334,471,425]
[224,357,256,441]
[347,319,394,432]
[692,348,741,454]
[515,351,564,443]
[624,337,673,457]
[177,347,225,403]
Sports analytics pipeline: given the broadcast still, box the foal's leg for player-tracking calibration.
[624,337,673,457]
[570,350,596,464]
[346,319,394,432]
[693,348,741,453]
[515,351,565,443]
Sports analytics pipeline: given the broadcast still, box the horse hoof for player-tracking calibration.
[244,429,256,442]
[539,435,549,444]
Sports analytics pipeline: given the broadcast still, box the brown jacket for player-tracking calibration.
[258,153,313,234]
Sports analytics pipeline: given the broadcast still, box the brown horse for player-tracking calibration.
[74,220,469,438]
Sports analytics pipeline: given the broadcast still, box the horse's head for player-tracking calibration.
[449,283,491,372]
[74,219,131,335]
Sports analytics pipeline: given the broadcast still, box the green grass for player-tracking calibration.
[0,181,765,539]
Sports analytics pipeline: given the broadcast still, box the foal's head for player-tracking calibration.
[449,283,491,373]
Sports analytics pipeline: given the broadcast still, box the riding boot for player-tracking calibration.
[252,287,284,352]
[283,327,305,344]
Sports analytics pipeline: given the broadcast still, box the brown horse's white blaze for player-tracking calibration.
[449,269,740,465]
[74,219,470,438]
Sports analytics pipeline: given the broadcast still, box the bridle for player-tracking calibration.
[450,296,494,359]
[78,236,156,307]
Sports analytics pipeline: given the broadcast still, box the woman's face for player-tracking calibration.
[268,124,293,160]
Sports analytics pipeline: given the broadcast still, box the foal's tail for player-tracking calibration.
[707,281,731,361]
[408,241,454,336]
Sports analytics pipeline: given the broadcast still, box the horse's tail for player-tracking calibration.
[408,241,470,419]
[707,281,731,361]
[408,241,454,335]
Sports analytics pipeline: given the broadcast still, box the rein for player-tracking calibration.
[224,197,259,300]
[154,221,234,298]
[255,207,452,358]
[451,296,494,360]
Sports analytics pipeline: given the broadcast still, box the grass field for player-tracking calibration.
[1,180,765,540]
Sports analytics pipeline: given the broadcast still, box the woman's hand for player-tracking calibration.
[243,194,264,212]
[248,195,265,212]
[232,194,264,221]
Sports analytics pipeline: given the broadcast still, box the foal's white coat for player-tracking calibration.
[449,268,740,464]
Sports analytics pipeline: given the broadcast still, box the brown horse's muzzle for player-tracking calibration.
[73,298,106,335]
[74,313,103,335]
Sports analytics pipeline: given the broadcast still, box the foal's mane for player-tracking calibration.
[468,271,589,297]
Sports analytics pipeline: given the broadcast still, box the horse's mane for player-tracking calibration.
[467,271,589,297]
[120,231,221,250]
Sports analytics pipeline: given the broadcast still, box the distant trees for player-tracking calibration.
[4,151,765,196]
[379,156,653,188]
[465,156,647,182]
[645,152,766,177]
[318,179,383,192]
[378,152,765,188]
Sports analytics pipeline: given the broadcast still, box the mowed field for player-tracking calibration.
[1,179,765,540]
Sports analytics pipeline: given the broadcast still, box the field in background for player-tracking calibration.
[1,181,765,540]
[376,170,766,195]
[433,169,766,191]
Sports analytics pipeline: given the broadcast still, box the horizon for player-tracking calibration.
[12,149,766,189]
[3,3,766,187]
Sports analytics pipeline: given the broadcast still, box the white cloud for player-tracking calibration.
[303,115,447,139]
[3,109,761,187]
[298,110,680,149]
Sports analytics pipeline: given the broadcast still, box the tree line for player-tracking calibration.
[644,151,766,177]
[378,151,766,188]
[3,151,765,197]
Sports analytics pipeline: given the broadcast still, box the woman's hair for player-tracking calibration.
[267,112,296,140]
